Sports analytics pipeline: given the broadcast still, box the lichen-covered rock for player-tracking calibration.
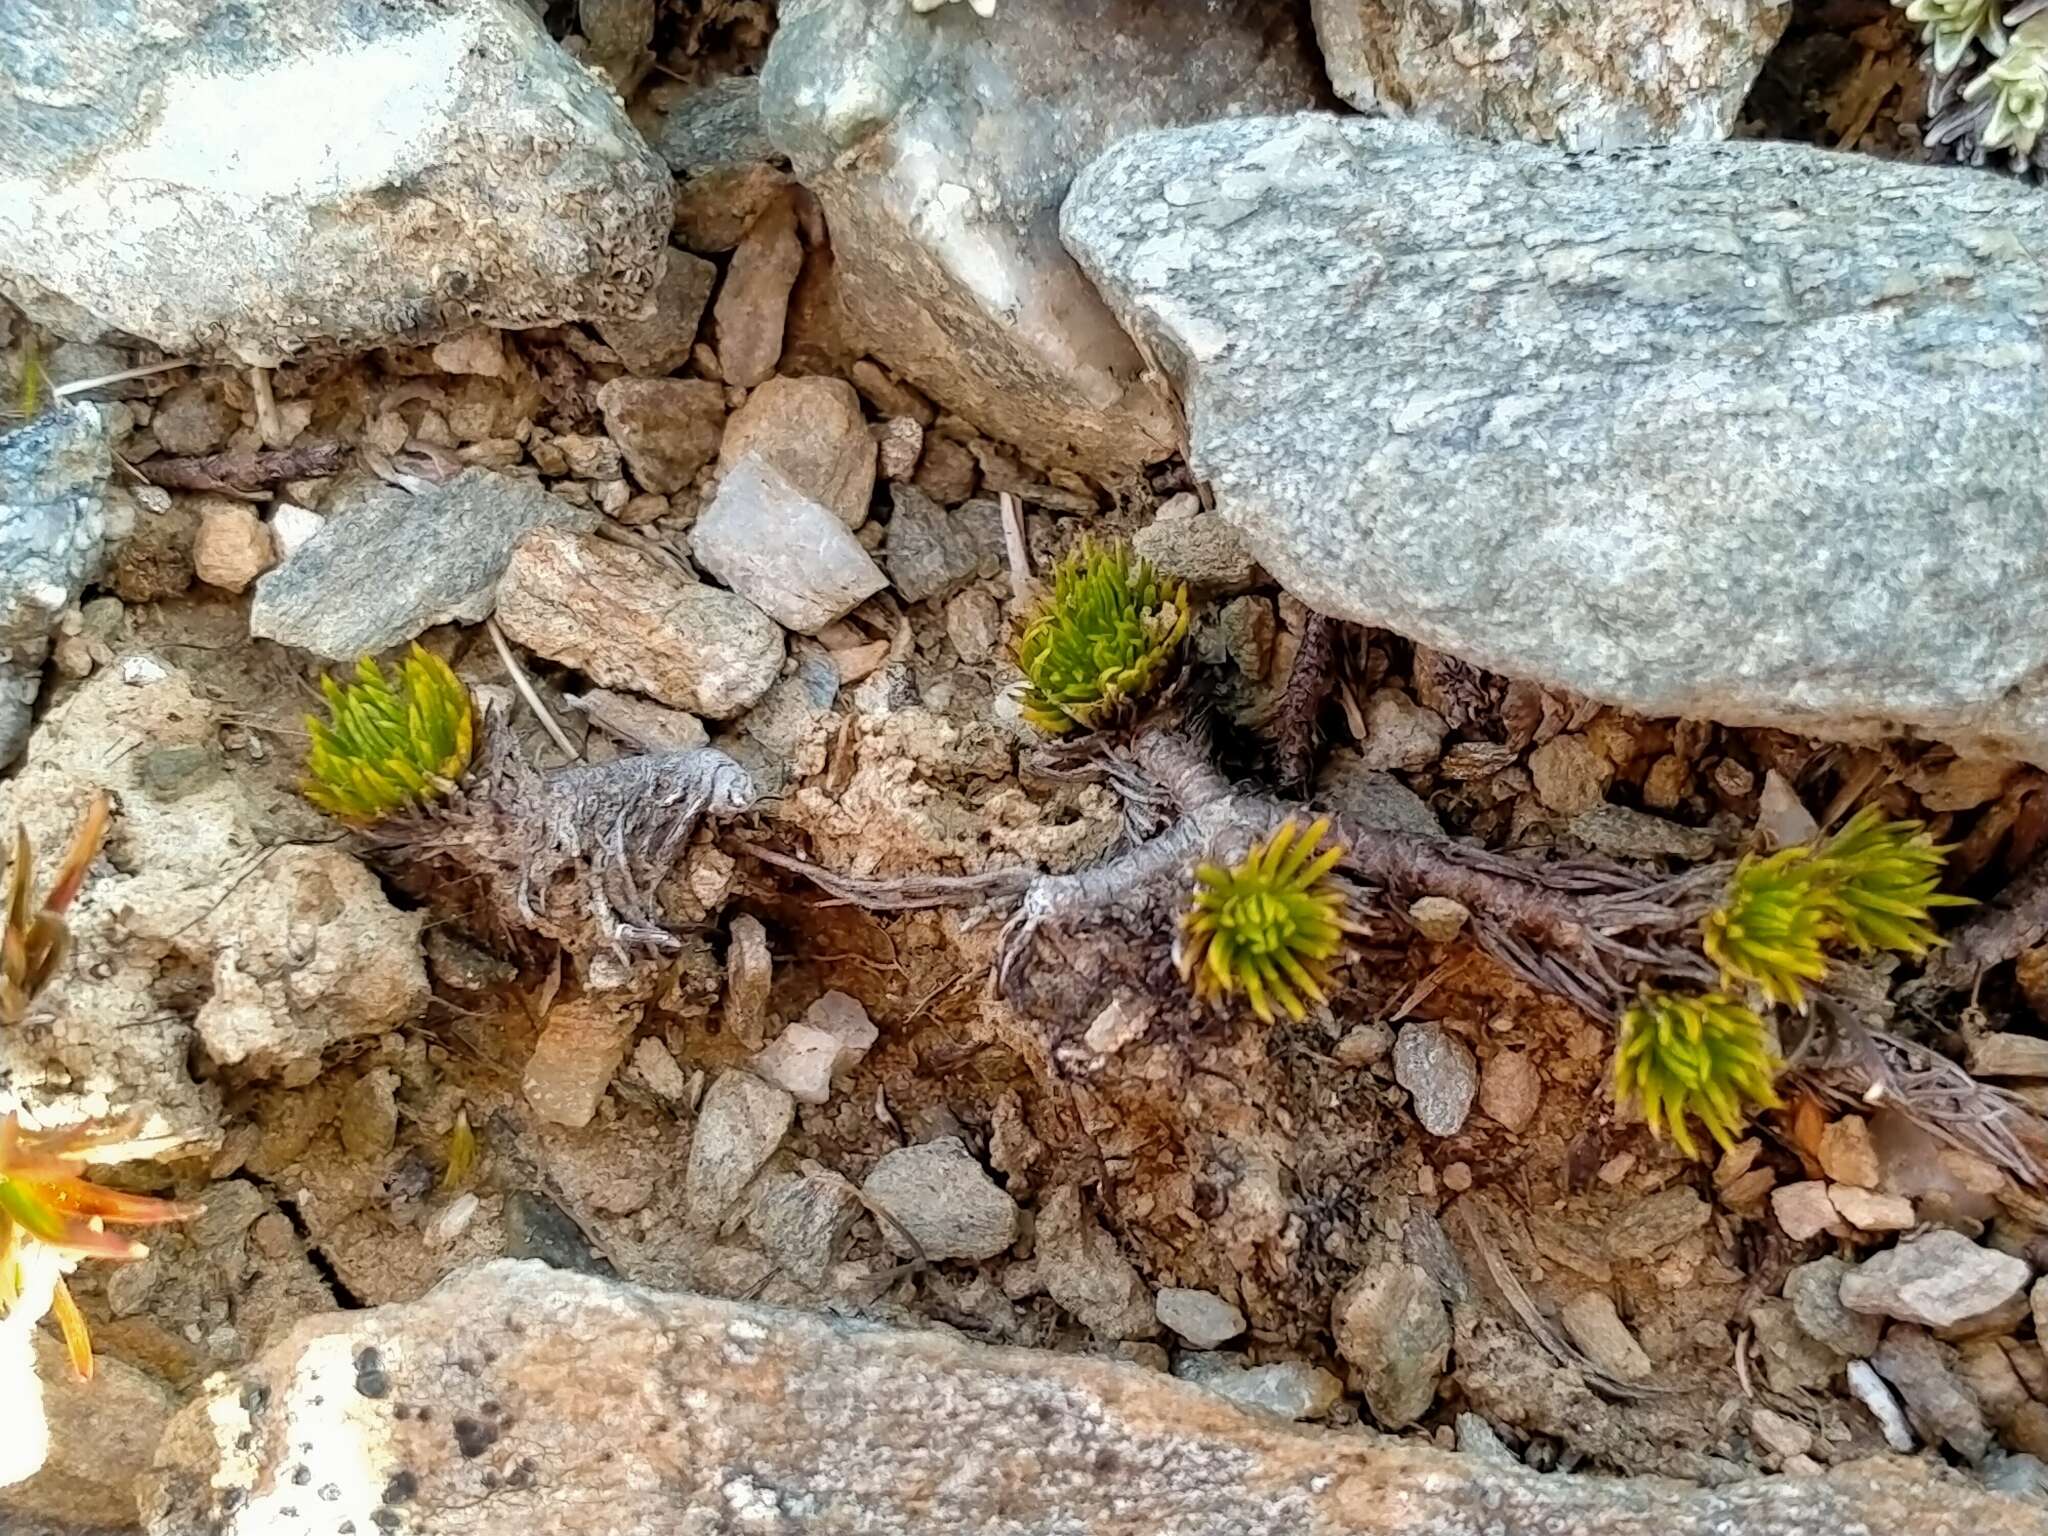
[0,660,427,1150]
[1310,0,1789,149]
[1063,115,2048,765]
[0,0,671,359]
[142,1260,2048,1536]
[251,471,592,660]
[0,405,107,768]
[759,0,1325,475]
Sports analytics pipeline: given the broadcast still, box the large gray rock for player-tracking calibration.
[251,471,593,659]
[759,0,1324,476]
[0,0,671,361]
[0,405,106,767]
[1064,117,2048,764]
[1310,0,1789,149]
[142,1260,2048,1536]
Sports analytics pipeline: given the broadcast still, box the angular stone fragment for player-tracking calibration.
[1840,1231,2032,1331]
[522,998,637,1129]
[863,1138,1019,1263]
[0,0,671,360]
[686,1070,794,1229]
[142,1262,2048,1536]
[497,528,784,720]
[251,471,592,659]
[760,0,1324,475]
[1155,1287,1247,1349]
[693,457,887,633]
[882,486,1006,602]
[1393,1022,1477,1136]
[717,375,877,528]
[597,248,718,377]
[1309,0,1790,150]
[1332,1262,1450,1427]
[713,192,804,389]
[596,377,727,494]
[1064,116,2048,764]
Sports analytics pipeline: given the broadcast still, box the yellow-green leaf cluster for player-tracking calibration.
[1613,990,1785,1159]
[1702,845,1838,1010]
[304,646,475,823]
[1016,540,1188,735]
[1820,806,1973,957]
[1176,817,1363,1024]
[1703,807,1970,1007]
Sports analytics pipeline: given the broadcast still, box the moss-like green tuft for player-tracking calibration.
[1702,845,1838,1010]
[1817,805,1974,957]
[1015,539,1188,735]
[304,646,475,823]
[1613,989,1785,1159]
[1176,817,1363,1025]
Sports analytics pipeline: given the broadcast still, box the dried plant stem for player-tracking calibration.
[141,439,346,494]
[52,357,193,397]
[1272,608,1340,794]
[999,490,1035,610]
[487,618,579,763]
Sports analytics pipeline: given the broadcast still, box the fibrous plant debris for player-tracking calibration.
[365,701,756,970]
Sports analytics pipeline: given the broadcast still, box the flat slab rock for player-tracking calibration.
[143,1260,2048,1536]
[1062,116,2048,765]
[1310,0,1789,149]
[0,0,671,359]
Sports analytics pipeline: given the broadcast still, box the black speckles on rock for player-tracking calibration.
[453,1416,500,1459]
[353,1346,391,1400]
[382,1471,419,1504]
[371,1508,402,1533]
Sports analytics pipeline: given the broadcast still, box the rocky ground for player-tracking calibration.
[6,1,2048,1534]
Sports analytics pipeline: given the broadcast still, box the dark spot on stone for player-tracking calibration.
[292,1465,311,1486]
[453,1416,499,1458]
[281,1508,297,1519]
[502,1190,612,1276]
[221,1489,245,1514]
[320,1484,342,1502]
[415,1408,431,1423]
[497,1413,517,1432]
[480,1399,501,1417]
[371,1509,401,1533]
[506,1460,534,1490]
[481,1348,499,1365]
[393,1405,410,1421]
[235,1431,255,1452]
[455,1358,480,1377]
[339,1523,355,1535]
[382,1471,418,1504]
[1095,1449,1121,1475]
[240,1383,270,1414]
[354,1347,390,1400]
[481,1471,501,1491]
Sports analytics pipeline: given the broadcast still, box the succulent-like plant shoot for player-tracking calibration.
[1176,817,1364,1024]
[1817,806,1973,957]
[304,646,475,822]
[1906,0,2006,74]
[1702,845,1839,1010]
[1613,989,1785,1159]
[1015,540,1188,735]
[2,792,109,1027]
[0,1114,200,1378]
[1965,12,2048,155]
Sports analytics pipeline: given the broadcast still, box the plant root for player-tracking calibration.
[752,723,1732,1026]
